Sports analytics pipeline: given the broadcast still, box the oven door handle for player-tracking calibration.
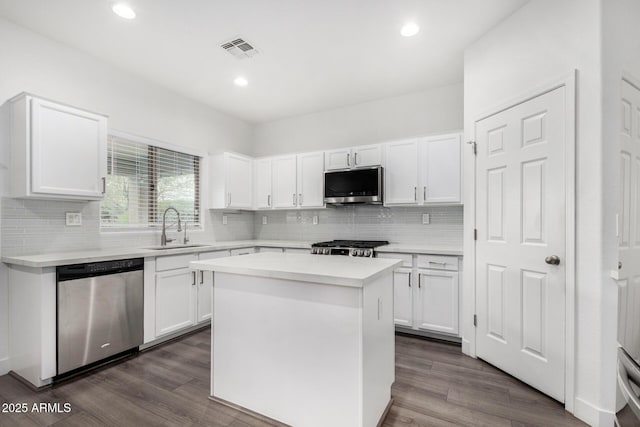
[618,348,640,420]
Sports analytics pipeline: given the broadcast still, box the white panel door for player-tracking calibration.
[297,151,324,208]
[324,148,351,170]
[475,87,566,402]
[30,98,106,198]
[416,270,459,335]
[272,155,298,208]
[421,134,462,204]
[225,153,252,208]
[155,268,196,337]
[384,140,419,205]
[393,269,413,327]
[619,80,640,282]
[353,144,382,167]
[254,158,273,209]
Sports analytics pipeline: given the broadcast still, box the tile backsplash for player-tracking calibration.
[1,197,254,256]
[253,205,463,246]
[1,198,461,256]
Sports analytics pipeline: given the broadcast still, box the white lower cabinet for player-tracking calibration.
[416,269,459,335]
[393,268,413,327]
[155,268,197,337]
[390,253,461,337]
[153,250,230,339]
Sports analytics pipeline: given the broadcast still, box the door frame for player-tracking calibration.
[463,70,576,411]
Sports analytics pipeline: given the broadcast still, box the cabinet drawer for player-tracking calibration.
[416,255,458,271]
[257,247,284,253]
[199,250,231,260]
[156,253,198,272]
[377,253,413,268]
[284,248,310,254]
[230,247,256,256]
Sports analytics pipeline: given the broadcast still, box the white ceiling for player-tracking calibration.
[0,0,528,123]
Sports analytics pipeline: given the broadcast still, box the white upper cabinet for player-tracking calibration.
[253,158,273,209]
[272,155,298,208]
[420,133,462,204]
[324,144,382,170]
[384,139,419,205]
[296,151,324,208]
[384,132,463,206]
[209,152,253,209]
[260,151,324,210]
[351,144,382,168]
[324,148,351,170]
[3,93,107,200]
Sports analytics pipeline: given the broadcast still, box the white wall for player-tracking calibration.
[463,0,615,425]
[0,18,253,156]
[0,17,254,375]
[252,83,463,156]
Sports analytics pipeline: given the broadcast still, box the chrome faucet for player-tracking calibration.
[161,207,182,246]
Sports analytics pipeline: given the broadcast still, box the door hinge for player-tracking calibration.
[474,229,477,240]
[466,140,477,155]
[473,314,477,327]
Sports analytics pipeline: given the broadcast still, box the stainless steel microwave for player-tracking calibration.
[324,166,383,205]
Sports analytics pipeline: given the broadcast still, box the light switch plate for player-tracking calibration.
[262,216,268,225]
[222,215,228,225]
[422,213,430,225]
[66,212,82,226]
[312,215,318,225]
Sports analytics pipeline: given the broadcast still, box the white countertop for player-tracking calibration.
[190,252,403,288]
[1,240,311,268]
[2,240,462,268]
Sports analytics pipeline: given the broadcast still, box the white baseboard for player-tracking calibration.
[0,356,9,376]
[573,396,615,427]
[461,338,472,357]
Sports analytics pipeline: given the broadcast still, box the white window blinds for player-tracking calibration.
[101,135,200,228]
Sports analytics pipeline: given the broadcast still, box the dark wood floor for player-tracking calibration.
[0,328,586,427]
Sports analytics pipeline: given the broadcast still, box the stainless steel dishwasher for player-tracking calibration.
[57,258,144,376]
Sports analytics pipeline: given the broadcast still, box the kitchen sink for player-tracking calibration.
[144,244,213,250]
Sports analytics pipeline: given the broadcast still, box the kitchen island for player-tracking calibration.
[190,252,402,427]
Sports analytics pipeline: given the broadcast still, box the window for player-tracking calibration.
[101,134,201,229]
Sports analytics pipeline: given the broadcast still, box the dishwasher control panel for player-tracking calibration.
[58,258,144,281]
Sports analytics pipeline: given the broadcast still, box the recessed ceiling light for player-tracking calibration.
[234,77,249,87]
[400,22,420,37]
[112,3,136,20]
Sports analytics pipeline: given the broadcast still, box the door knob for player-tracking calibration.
[545,255,560,265]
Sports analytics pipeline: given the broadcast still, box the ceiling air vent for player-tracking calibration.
[220,37,259,59]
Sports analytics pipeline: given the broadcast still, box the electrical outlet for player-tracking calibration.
[422,213,430,225]
[262,216,268,225]
[222,215,228,225]
[313,215,318,225]
[65,212,82,226]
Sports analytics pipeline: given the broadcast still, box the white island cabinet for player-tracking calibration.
[190,252,402,427]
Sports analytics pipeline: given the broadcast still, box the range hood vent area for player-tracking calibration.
[220,37,259,59]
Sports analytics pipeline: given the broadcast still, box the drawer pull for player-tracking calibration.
[429,261,447,266]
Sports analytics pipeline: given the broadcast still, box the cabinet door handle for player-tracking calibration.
[192,271,196,286]
[299,193,302,205]
[229,192,232,206]
[354,152,358,165]
[408,272,412,287]
[200,270,204,284]
[423,186,427,201]
[268,194,271,207]
[293,193,297,206]
[347,153,350,167]
[102,177,106,194]
[418,274,421,289]
[414,187,417,201]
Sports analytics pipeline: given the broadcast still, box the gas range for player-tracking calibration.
[310,240,389,258]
